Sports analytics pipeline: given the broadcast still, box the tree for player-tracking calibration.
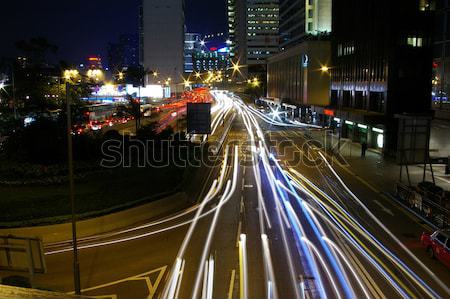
[124,65,150,131]
[15,38,58,64]
[13,38,62,112]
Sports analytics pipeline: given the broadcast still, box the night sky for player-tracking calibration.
[0,0,227,65]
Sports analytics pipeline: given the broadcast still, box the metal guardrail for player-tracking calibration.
[396,183,450,228]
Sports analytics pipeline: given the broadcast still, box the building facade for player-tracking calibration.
[140,0,185,84]
[326,0,434,154]
[265,0,332,120]
[279,0,331,50]
[433,0,450,120]
[267,41,331,109]
[193,47,232,73]
[228,0,280,76]
[184,33,202,73]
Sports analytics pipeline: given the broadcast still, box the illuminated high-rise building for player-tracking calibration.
[228,0,279,75]
[279,0,331,50]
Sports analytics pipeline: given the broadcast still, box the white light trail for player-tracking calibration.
[261,234,279,299]
[192,146,239,299]
[318,152,449,297]
[162,146,233,299]
[239,234,248,299]
[322,237,371,299]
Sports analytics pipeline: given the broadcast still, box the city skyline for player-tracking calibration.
[0,0,227,64]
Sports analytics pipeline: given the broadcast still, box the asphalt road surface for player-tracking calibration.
[27,92,450,299]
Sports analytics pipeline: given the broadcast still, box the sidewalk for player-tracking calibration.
[307,130,450,193]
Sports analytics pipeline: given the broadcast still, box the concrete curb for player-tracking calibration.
[0,284,92,298]
[0,192,189,244]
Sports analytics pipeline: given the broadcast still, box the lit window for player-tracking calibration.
[407,37,423,47]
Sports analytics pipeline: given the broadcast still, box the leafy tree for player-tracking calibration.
[13,38,61,111]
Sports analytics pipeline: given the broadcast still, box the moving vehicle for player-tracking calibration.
[421,229,450,268]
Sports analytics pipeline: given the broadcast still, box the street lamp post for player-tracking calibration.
[64,70,81,295]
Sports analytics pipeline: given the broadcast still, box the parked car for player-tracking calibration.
[420,229,450,268]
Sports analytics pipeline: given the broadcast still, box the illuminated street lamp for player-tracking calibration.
[63,69,81,295]
[86,69,103,82]
[118,72,124,81]
[195,72,201,79]
[320,65,330,73]
[232,61,241,72]
[153,71,158,77]
[64,69,79,81]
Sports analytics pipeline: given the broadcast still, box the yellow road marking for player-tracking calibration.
[278,129,431,231]
[289,172,416,298]
[228,269,236,299]
[70,265,167,298]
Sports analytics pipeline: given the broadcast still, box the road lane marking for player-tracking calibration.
[236,221,242,248]
[238,234,248,299]
[243,185,254,188]
[73,265,167,298]
[373,200,394,216]
[281,130,432,231]
[228,269,236,299]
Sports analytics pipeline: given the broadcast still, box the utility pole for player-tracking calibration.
[11,63,18,119]
[66,81,81,295]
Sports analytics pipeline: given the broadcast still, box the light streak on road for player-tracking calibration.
[163,146,233,299]
[270,157,353,299]
[287,169,415,298]
[301,237,342,299]
[207,255,214,299]
[261,234,279,299]
[322,237,371,299]
[163,257,184,299]
[200,255,214,299]
[192,145,239,299]
[287,167,441,298]
[247,105,321,129]
[240,103,301,298]
[317,152,449,297]
[234,94,447,299]
[239,233,248,299]
[174,259,185,299]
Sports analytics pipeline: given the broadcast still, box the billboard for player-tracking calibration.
[187,103,212,134]
[396,114,432,165]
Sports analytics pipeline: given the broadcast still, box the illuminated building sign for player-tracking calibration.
[218,47,230,53]
[324,109,335,116]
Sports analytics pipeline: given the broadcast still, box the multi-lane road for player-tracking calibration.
[32,91,449,299]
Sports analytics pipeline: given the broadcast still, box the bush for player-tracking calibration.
[4,117,104,164]
[1,275,31,288]
[4,118,66,164]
